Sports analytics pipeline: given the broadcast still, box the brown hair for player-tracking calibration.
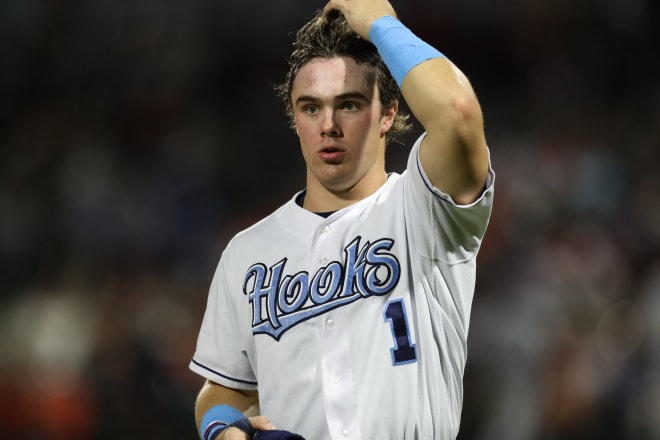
[274,10,412,145]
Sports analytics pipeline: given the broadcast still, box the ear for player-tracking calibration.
[380,100,398,135]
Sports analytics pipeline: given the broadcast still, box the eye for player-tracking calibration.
[303,104,319,115]
[341,102,359,111]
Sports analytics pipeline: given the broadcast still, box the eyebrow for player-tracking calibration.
[294,92,371,105]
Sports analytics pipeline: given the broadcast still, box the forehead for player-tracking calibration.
[291,56,374,100]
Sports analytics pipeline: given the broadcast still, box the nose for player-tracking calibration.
[321,111,341,137]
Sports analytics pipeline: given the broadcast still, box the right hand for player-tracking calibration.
[323,0,397,40]
[220,416,276,440]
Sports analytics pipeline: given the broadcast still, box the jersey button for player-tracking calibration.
[341,429,349,437]
[326,318,334,328]
[321,225,330,233]
[333,373,342,383]
[320,257,328,265]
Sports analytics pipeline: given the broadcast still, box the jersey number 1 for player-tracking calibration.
[384,299,417,365]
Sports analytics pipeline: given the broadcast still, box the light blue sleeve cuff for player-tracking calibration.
[369,16,446,87]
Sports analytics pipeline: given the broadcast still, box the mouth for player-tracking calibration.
[318,146,346,163]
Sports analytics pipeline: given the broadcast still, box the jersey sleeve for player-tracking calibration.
[404,133,495,264]
[189,250,258,390]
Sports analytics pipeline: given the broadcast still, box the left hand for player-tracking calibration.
[220,416,277,439]
[323,0,397,40]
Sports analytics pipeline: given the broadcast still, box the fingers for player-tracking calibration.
[221,426,249,440]
[322,1,333,16]
[323,0,396,17]
[322,0,343,15]
[220,416,275,440]
[248,415,277,431]
[322,0,397,40]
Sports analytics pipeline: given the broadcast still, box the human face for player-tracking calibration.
[291,56,396,203]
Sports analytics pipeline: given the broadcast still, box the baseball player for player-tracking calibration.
[190,0,494,439]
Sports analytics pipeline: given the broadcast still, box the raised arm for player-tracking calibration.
[324,0,490,204]
[400,55,489,204]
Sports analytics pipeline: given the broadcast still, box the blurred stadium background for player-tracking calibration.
[1,0,659,439]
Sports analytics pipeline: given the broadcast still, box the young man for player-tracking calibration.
[190,1,494,439]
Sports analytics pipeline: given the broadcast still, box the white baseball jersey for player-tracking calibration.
[190,133,494,439]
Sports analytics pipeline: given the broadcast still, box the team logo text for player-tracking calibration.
[243,236,400,339]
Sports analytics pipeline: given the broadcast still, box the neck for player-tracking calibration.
[303,170,388,212]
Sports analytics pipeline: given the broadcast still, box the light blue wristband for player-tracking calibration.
[369,16,446,87]
[200,404,244,440]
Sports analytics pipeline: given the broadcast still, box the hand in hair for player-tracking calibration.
[323,0,397,41]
